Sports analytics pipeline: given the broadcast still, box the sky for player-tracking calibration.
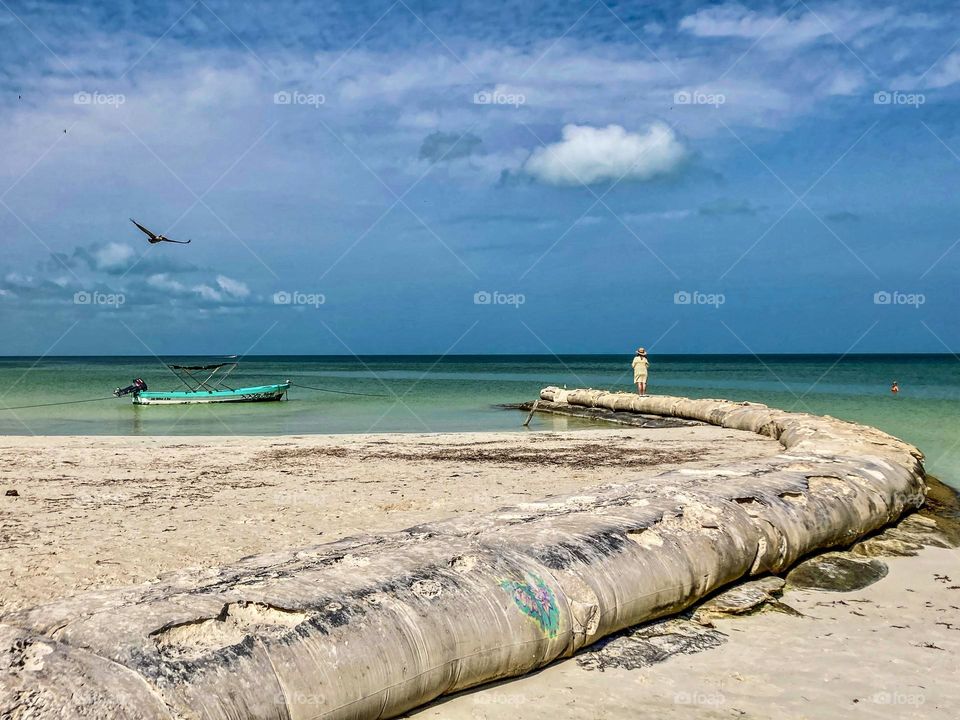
[1,0,959,355]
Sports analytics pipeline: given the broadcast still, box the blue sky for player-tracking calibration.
[1,0,958,355]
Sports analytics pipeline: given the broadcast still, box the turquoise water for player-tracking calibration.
[0,355,957,488]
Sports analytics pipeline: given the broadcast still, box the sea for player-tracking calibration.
[0,355,957,488]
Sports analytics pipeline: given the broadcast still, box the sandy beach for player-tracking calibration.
[2,415,958,719]
[0,425,774,613]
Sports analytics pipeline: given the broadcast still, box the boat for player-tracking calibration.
[114,361,289,405]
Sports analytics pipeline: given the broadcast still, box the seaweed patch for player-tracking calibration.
[500,574,561,637]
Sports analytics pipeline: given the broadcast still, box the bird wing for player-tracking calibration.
[160,237,192,244]
[130,218,159,240]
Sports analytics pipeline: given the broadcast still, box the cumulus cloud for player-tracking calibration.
[522,123,688,186]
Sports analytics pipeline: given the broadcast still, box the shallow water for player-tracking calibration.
[0,355,957,487]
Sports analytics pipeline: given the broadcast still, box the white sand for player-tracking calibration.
[0,426,774,613]
[3,427,956,719]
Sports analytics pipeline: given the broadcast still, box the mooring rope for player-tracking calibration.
[0,396,118,411]
[288,381,389,398]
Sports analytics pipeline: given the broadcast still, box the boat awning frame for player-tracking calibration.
[167,361,239,392]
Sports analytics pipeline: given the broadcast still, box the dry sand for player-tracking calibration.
[2,425,957,719]
[0,425,774,613]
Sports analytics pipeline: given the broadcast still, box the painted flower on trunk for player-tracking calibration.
[500,574,560,638]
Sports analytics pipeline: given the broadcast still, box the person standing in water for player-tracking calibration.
[891,381,900,394]
[632,347,649,395]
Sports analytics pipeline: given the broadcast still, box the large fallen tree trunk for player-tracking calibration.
[1,392,926,719]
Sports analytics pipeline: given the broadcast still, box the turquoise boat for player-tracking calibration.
[115,361,289,405]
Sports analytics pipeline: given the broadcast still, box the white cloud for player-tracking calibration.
[522,123,687,186]
[192,284,222,302]
[678,3,896,48]
[896,51,960,90]
[623,209,693,222]
[147,273,248,303]
[94,242,135,271]
[147,273,187,293]
[575,215,604,226]
[216,275,250,298]
[4,272,34,287]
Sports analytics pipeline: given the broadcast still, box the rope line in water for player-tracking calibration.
[287,381,389,398]
[0,396,118,411]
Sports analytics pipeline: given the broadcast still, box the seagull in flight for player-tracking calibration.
[130,219,191,244]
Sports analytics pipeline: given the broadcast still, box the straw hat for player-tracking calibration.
[636,347,647,355]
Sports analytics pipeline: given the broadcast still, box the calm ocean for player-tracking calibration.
[1,355,957,488]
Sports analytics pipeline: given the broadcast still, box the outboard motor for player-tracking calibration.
[114,378,147,397]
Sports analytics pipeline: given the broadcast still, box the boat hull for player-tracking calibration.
[133,383,290,405]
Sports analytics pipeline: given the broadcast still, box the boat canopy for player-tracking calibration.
[169,363,232,371]
[167,360,239,392]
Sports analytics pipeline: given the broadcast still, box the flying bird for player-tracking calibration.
[130,218,191,244]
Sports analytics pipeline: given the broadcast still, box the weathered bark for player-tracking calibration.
[1,392,926,720]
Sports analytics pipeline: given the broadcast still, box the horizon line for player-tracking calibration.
[0,352,955,359]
